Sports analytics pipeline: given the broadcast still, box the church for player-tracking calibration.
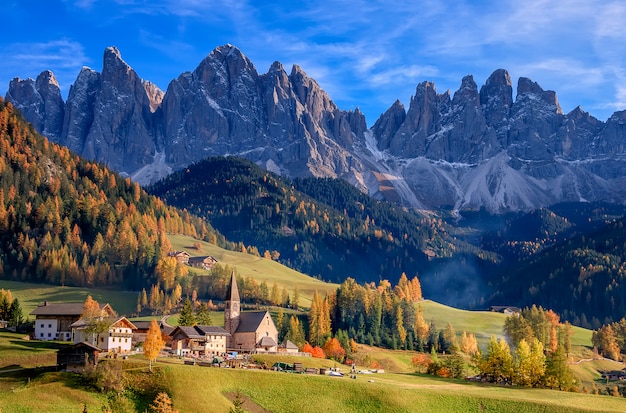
[224,271,279,353]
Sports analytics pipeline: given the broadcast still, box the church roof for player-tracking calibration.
[225,270,240,303]
[236,311,269,333]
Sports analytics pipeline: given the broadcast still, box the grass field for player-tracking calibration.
[168,234,338,308]
[0,280,138,317]
[0,331,59,369]
[3,355,626,413]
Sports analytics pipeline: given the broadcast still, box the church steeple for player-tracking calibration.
[224,270,240,346]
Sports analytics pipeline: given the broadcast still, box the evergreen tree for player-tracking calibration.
[178,298,197,326]
[196,302,212,325]
[8,298,23,327]
[543,344,576,391]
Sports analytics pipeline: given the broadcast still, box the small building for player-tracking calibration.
[57,341,100,373]
[71,317,137,354]
[0,319,7,329]
[167,251,190,265]
[278,340,299,354]
[170,325,229,357]
[188,256,218,270]
[488,306,521,315]
[30,301,115,341]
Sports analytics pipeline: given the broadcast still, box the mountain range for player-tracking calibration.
[6,44,626,213]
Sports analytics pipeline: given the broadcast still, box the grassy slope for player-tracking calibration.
[168,234,338,308]
[0,280,138,317]
[419,300,592,348]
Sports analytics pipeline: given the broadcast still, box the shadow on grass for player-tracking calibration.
[9,340,67,351]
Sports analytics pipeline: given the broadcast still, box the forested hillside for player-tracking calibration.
[488,215,626,327]
[0,98,223,291]
[147,157,497,291]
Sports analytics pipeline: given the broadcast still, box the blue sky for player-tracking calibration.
[2,0,626,125]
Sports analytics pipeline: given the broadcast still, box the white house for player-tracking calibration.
[72,317,137,353]
[170,325,230,357]
[30,301,114,341]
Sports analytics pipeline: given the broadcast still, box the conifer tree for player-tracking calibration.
[178,298,196,326]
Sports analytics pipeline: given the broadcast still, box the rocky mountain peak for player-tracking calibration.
[7,44,626,213]
[516,77,563,114]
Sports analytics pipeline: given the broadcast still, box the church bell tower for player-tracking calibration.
[224,270,240,347]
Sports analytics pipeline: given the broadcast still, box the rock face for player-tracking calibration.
[6,45,626,213]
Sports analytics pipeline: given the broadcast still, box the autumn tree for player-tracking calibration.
[323,337,346,362]
[476,336,513,384]
[513,338,546,387]
[80,295,114,340]
[285,315,306,348]
[149,392,178,413]
[144,318,165,372]
[308,291,331,347]
[460,331,479,356]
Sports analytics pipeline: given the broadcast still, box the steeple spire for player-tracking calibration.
[226,269,240,303]
[224,269,241,345]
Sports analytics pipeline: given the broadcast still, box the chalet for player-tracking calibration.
[57,342,101,373]
[170,325,229,357]
[167,251,190,265]
[71,316,137,353]
[30,301,115,341]
[188,255,218,270]
[224,271,279,353]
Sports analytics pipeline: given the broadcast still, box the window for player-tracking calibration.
[48,333,51,337]
[40,333,44,338]
[40,323,44,328]
[48,324,52,328]
[125,338,128,343]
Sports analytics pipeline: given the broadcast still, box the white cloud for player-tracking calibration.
[0,40,88,95]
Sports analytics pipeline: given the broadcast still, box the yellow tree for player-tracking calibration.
[460,331,479,355]
[144,318,165,372]
[415,305,429,344]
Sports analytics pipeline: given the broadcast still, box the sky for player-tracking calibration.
[2,0,626,125]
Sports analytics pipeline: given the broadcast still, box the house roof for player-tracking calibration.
[188,256,217,263]
[58,341,102,353]
[279,340,299,350]
[31,302,114,317]
[171,325,230,340]
[258,336,277,347]
[71,316,135,330]
[236,311,270,333]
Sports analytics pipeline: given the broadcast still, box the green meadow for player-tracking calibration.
[2,356,626,413]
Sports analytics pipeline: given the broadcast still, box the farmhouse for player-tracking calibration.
[71,316,137,354]
[30,301,114,341]
[224,271,279,353]
[167,250,190,265]
[188,255,218,270]
[170,325,229,357]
